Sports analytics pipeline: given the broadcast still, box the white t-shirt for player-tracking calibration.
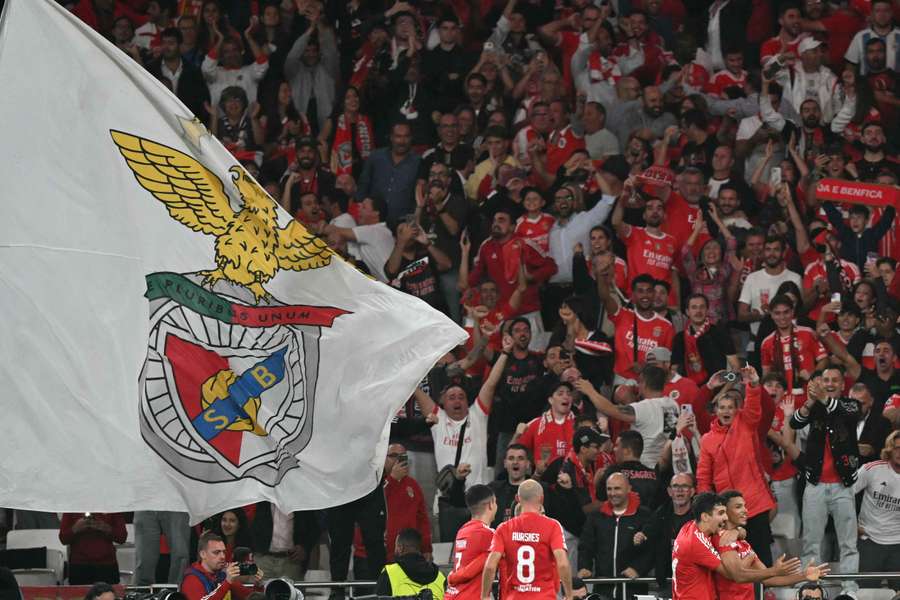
[631,396,680,468]
[431,399,491,491]
[854,460,900,545]
[352,222,395,283]
[738,267,802,340]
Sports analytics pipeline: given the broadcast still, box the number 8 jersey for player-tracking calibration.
[489,511,567,600]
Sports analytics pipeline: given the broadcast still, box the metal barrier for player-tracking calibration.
[276,573,900,598]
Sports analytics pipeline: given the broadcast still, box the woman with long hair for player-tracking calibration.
[211,508,253,562]
[324,86,374,177]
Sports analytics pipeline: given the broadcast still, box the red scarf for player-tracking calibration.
[350,42,376,88]
[773,326,803,392]
[683,319,712,384]
[331,113,373,176]
[566,449,597,502]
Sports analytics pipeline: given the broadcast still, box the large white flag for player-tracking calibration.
[0,0,465,522]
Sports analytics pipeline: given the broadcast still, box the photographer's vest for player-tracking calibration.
[186,566,231,600]
[383,563,446,600]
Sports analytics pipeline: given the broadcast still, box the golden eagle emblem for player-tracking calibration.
[110,130,332,302]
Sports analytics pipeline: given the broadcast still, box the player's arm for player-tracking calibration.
[717,551,801,583]
[574,378,636,423]
[553,548,574,600]
[449,551,490,585]
[480,551,502,600]
[760,558,830,587]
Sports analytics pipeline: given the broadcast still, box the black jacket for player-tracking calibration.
[858,411,892,464]
[376,553,442,596]
[578,494,653,586]
[823,203,896,272]
[146,58,210,122]
[643,499,693,586]
[790,396,861,486]
[250,503,320,559]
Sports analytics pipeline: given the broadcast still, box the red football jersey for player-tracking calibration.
[802,259,861,321]
[713,536,756,600]
[490,511,567,600]
[760,35,803,62]
[707,69,747,97]
[622,226,677,285]
[672,521,721,600]
[760,326,826,391]
[515,213,555,256]
[446,519,495,600]
[609,306,675,380]
[517,411,576,466]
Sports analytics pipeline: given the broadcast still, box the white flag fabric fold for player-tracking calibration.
[0,0,465,522]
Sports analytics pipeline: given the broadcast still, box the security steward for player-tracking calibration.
[376,529,445,599]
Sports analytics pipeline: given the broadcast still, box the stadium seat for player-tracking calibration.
[11,569,58,586]
[431,542,453,567]
[6,529,67,555]
[116,544,136,573]
[857,588,896,600]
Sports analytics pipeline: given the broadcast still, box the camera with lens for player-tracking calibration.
[234,546,258,576]
[123,590,187,600]
[722,371,740,383]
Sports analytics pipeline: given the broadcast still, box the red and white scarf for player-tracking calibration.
[683,319,712,384]
[331,113,373,176]
[588,51,622,85]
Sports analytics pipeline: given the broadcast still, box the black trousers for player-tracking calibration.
[327,486,386,591]
[68,563,120,585]
[745,511,773,566]
[859,537,900,588]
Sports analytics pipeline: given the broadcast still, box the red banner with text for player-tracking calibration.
[815,178,900,208]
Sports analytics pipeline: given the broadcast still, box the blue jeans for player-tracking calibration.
[134,510,190,585]
[801,482,859,594]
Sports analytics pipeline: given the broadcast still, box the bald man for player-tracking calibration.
[578,473,653,599]
[481,480,573,600]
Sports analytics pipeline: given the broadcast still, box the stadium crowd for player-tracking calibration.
[2,0,900,598]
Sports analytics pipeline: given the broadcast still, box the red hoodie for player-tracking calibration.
[696,384,776,518]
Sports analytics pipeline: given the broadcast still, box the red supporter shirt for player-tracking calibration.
[546,126,586,177]
[713,536,756,600]
[557,30,582,91]
[490,511,567,600]
[518,411,576,465]
[760,326,826,392]
[662,194,708,257]
[672,521,721,600]
[770,401,801,481]
[760,35,802,62]
[820,432,841,483]
[587,255,628,296]
[515,213,556,256]
[469,237,557,315]
[802,259,861,321]
[609,306,675,380]
[446,519,495,600]
[622,226,679,305]
[665,373,700,411]
[706,69,747,97]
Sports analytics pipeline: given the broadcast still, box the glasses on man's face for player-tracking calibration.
[670,484,693,490]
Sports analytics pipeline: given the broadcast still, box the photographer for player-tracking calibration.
[181,532,263,600]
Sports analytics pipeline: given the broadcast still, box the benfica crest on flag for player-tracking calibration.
[0,0,465,521]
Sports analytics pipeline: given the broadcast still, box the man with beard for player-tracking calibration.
[415,162,468,321]
[357,122,422,225]
[713,184,752,231]
[845,0,900,75]
[848,383,891,465]
[855,122,900,181]
[830,337,900,413]
[790,367,862,597]
[491,318,546,467]
[323,196,394,283]
[612,180,679,310]
[147,27,208,120]
[467,205,557,334]
[777,97,834,157]
[662,166,708,256]
[609,86,677,149]
[489,444,532,527]
[760,3,804,63]
[385,218,452,312]
[285,137,336,214]
[737,235,802,363]
[864,38,900,127]
[543,179,616,327]
[572,21,644,109]
[774,39,840,123]
[596,430,659,509]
